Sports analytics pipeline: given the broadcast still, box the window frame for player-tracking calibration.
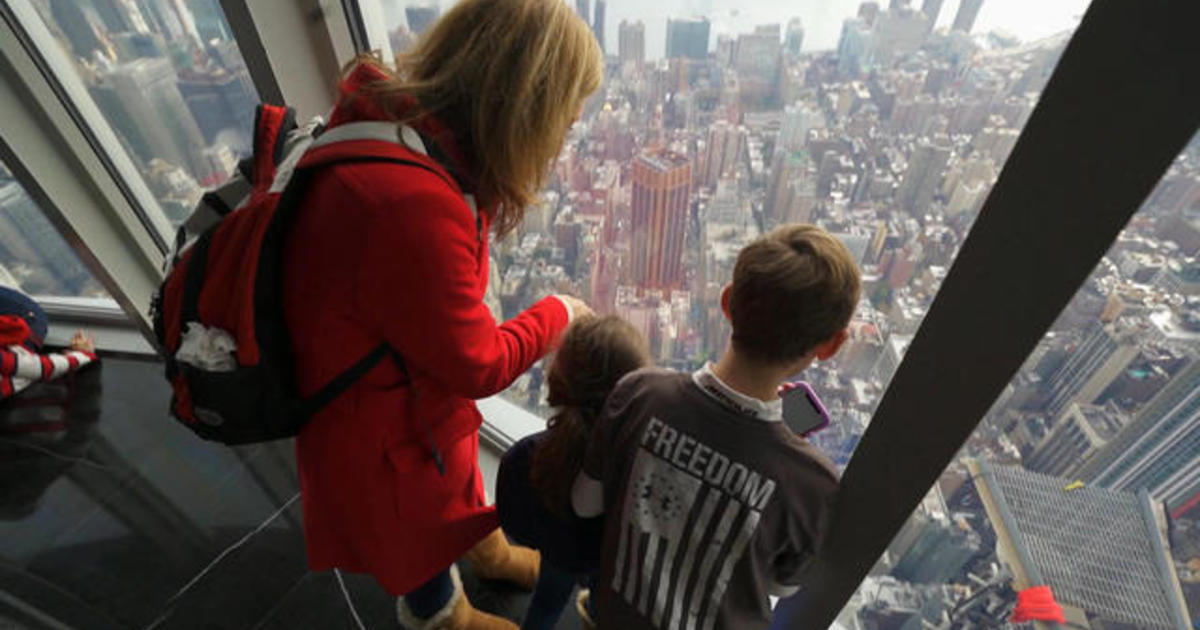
[217,0,360,118]
[1,3,170,342]
[342,0,397,63]
[1,1,175,255]
[0,0,365,349]
[40,296,157,356]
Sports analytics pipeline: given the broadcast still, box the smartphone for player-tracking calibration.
[781,382,831,436]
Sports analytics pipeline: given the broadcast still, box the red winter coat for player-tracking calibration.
[282,64,569,595]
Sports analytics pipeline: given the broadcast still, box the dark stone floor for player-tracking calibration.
[0,356,580,629]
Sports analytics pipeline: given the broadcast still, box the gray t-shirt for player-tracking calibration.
[583,367,839,630]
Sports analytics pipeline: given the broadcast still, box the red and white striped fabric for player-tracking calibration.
[0,344,97,400]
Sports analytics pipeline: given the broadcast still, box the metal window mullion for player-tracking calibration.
[337,0,373,58]
[778,0,1200,627]
[216,0,286,106]
[3,0,175,252]
[349,0,397,63]
[219,0,347,120]
[0,9,167,343]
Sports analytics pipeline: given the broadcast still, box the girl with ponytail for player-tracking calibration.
[496,315,650,630]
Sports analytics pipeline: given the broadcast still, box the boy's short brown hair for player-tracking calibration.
[729,224,862,365]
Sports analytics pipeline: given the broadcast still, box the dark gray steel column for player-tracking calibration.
[778,0,1200,626]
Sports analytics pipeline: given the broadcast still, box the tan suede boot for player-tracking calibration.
[462,528,539,590]
[396,566,518,630]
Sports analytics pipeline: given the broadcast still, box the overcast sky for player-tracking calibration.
[379,0,1093,60]
[600,0,1093,59]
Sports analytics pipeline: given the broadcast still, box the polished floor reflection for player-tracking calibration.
[0,357,579,629]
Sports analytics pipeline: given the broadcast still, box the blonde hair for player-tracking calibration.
[352,0,603,236]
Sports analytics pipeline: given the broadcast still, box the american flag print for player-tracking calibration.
[611,417,777,630]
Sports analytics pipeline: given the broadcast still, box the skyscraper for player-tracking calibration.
[784,18,804,58]
[700,121,744,188]
[766,149,808,222]
[162,0,202,45]
[889,511,979,584]
[177,68,256,150]
[857,1,882,26]
[405,4,440,35]
[90,58,210,181]
[665,17,710,60]
[734,25,783,108]
[618,20,645,67]
[1043,321,1141,418]
[952,0,984,33]
[896,136,951,213]
[779,101,824,152]
[919,0,944,23]
[592,0,606,54]
[0,177,93,296]
[91,0,150,34]
[109,31,166,61]
[49,0,104,60]
[136,0,186,42]
[837,18,873,77]
[970,460,1191,629]
[871,6,931,66]
[734,25,782,80]
[1078,359,1200,517]
[188,0,232,42]
[1024,402,1126,477]
[630,151,691,289]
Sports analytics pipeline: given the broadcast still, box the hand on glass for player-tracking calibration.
[557,295,594,321]
[70,331,96,353]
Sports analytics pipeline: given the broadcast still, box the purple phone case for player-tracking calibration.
[782,381,831,436]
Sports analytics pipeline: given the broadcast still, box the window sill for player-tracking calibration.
[477,395,545,452]
[39,295,156,356]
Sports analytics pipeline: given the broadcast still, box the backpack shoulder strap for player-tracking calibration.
[308,120,398,148]
[311,123,470,191]
[296,121,474,212]
[264,120,462,443]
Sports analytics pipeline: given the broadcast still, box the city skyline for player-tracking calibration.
[12,0,1199,625]
[386,0,1091,59]
[492,0,1197,624]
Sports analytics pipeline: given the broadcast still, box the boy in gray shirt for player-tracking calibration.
[572,224,862,630]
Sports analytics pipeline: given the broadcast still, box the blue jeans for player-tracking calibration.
[406,568,454,620]
[521,560,578,630]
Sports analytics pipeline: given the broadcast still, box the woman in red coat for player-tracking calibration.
[281,0,602,627]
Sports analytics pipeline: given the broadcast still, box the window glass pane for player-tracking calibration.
[0,158,110,298]
[28,0,257,226]
[376,0,440,56]
[374,2,1097,427]
[372,0,1196,619]
[837,133,1200,627]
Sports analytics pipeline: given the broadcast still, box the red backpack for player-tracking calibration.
[152,104,466,444]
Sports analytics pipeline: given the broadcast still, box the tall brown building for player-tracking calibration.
[631,151,691,289]
[618,19,645,68]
